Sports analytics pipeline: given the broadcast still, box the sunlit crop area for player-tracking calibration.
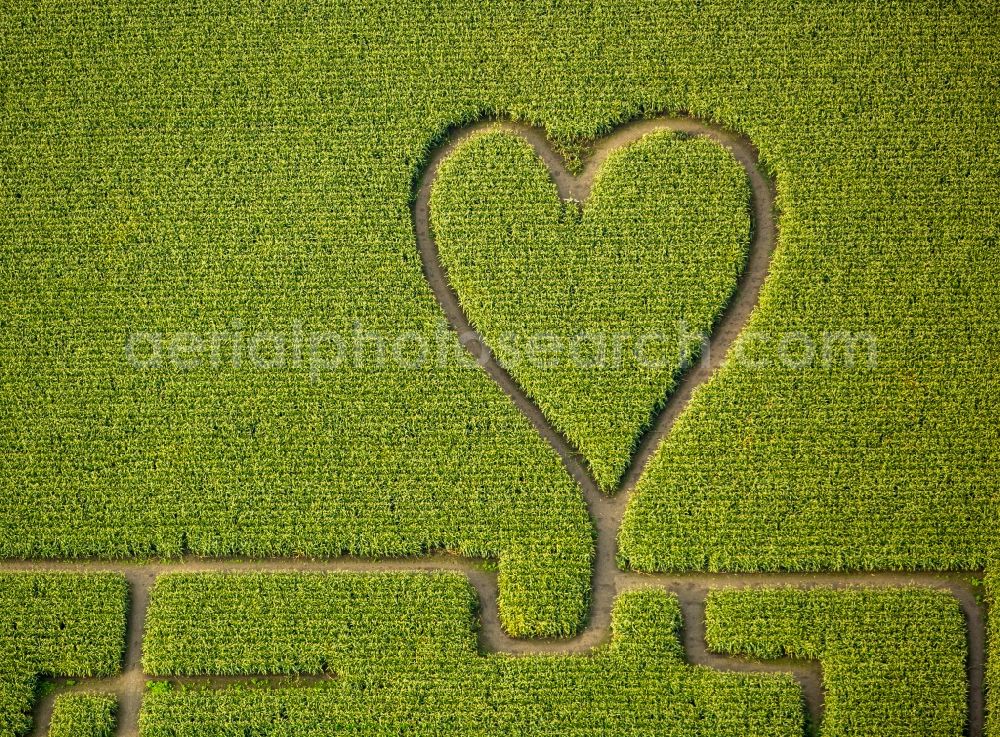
[0,1,996,735]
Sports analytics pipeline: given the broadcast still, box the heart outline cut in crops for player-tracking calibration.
[411,114,778,506]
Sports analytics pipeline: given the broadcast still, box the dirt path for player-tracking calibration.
[412,114,781,665]
[9,115,988,737]
[13,558,985,737]
[413,114,776,502]
[411,114,986,735]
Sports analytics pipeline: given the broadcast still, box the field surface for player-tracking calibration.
[0,1,997,736]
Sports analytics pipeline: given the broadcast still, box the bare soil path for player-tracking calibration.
[413,113,781,669]
[412,114,986,735]
[13,559,986,737]
[8,115,987,737]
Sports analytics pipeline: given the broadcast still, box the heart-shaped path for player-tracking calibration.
[413,115,776,502]
[430,128,751,491]
[412,113,779,655]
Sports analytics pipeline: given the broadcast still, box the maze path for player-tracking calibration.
[7,116,988,737]
[8,561,985,737]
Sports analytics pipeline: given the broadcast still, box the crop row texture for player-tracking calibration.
[140,573,803,736]
[1,0,997,637]
[705,587,968,737]
[49,694,117,737]
[431,129,750,491]
[0,574,126,737]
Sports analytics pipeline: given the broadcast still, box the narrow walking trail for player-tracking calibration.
[9,115,987,737]
[13,558,987,737]
[412,114,986,735]
[413,114,780,661]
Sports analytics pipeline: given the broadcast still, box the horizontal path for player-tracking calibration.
[9,558,986,737]
[9,115,987,737]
